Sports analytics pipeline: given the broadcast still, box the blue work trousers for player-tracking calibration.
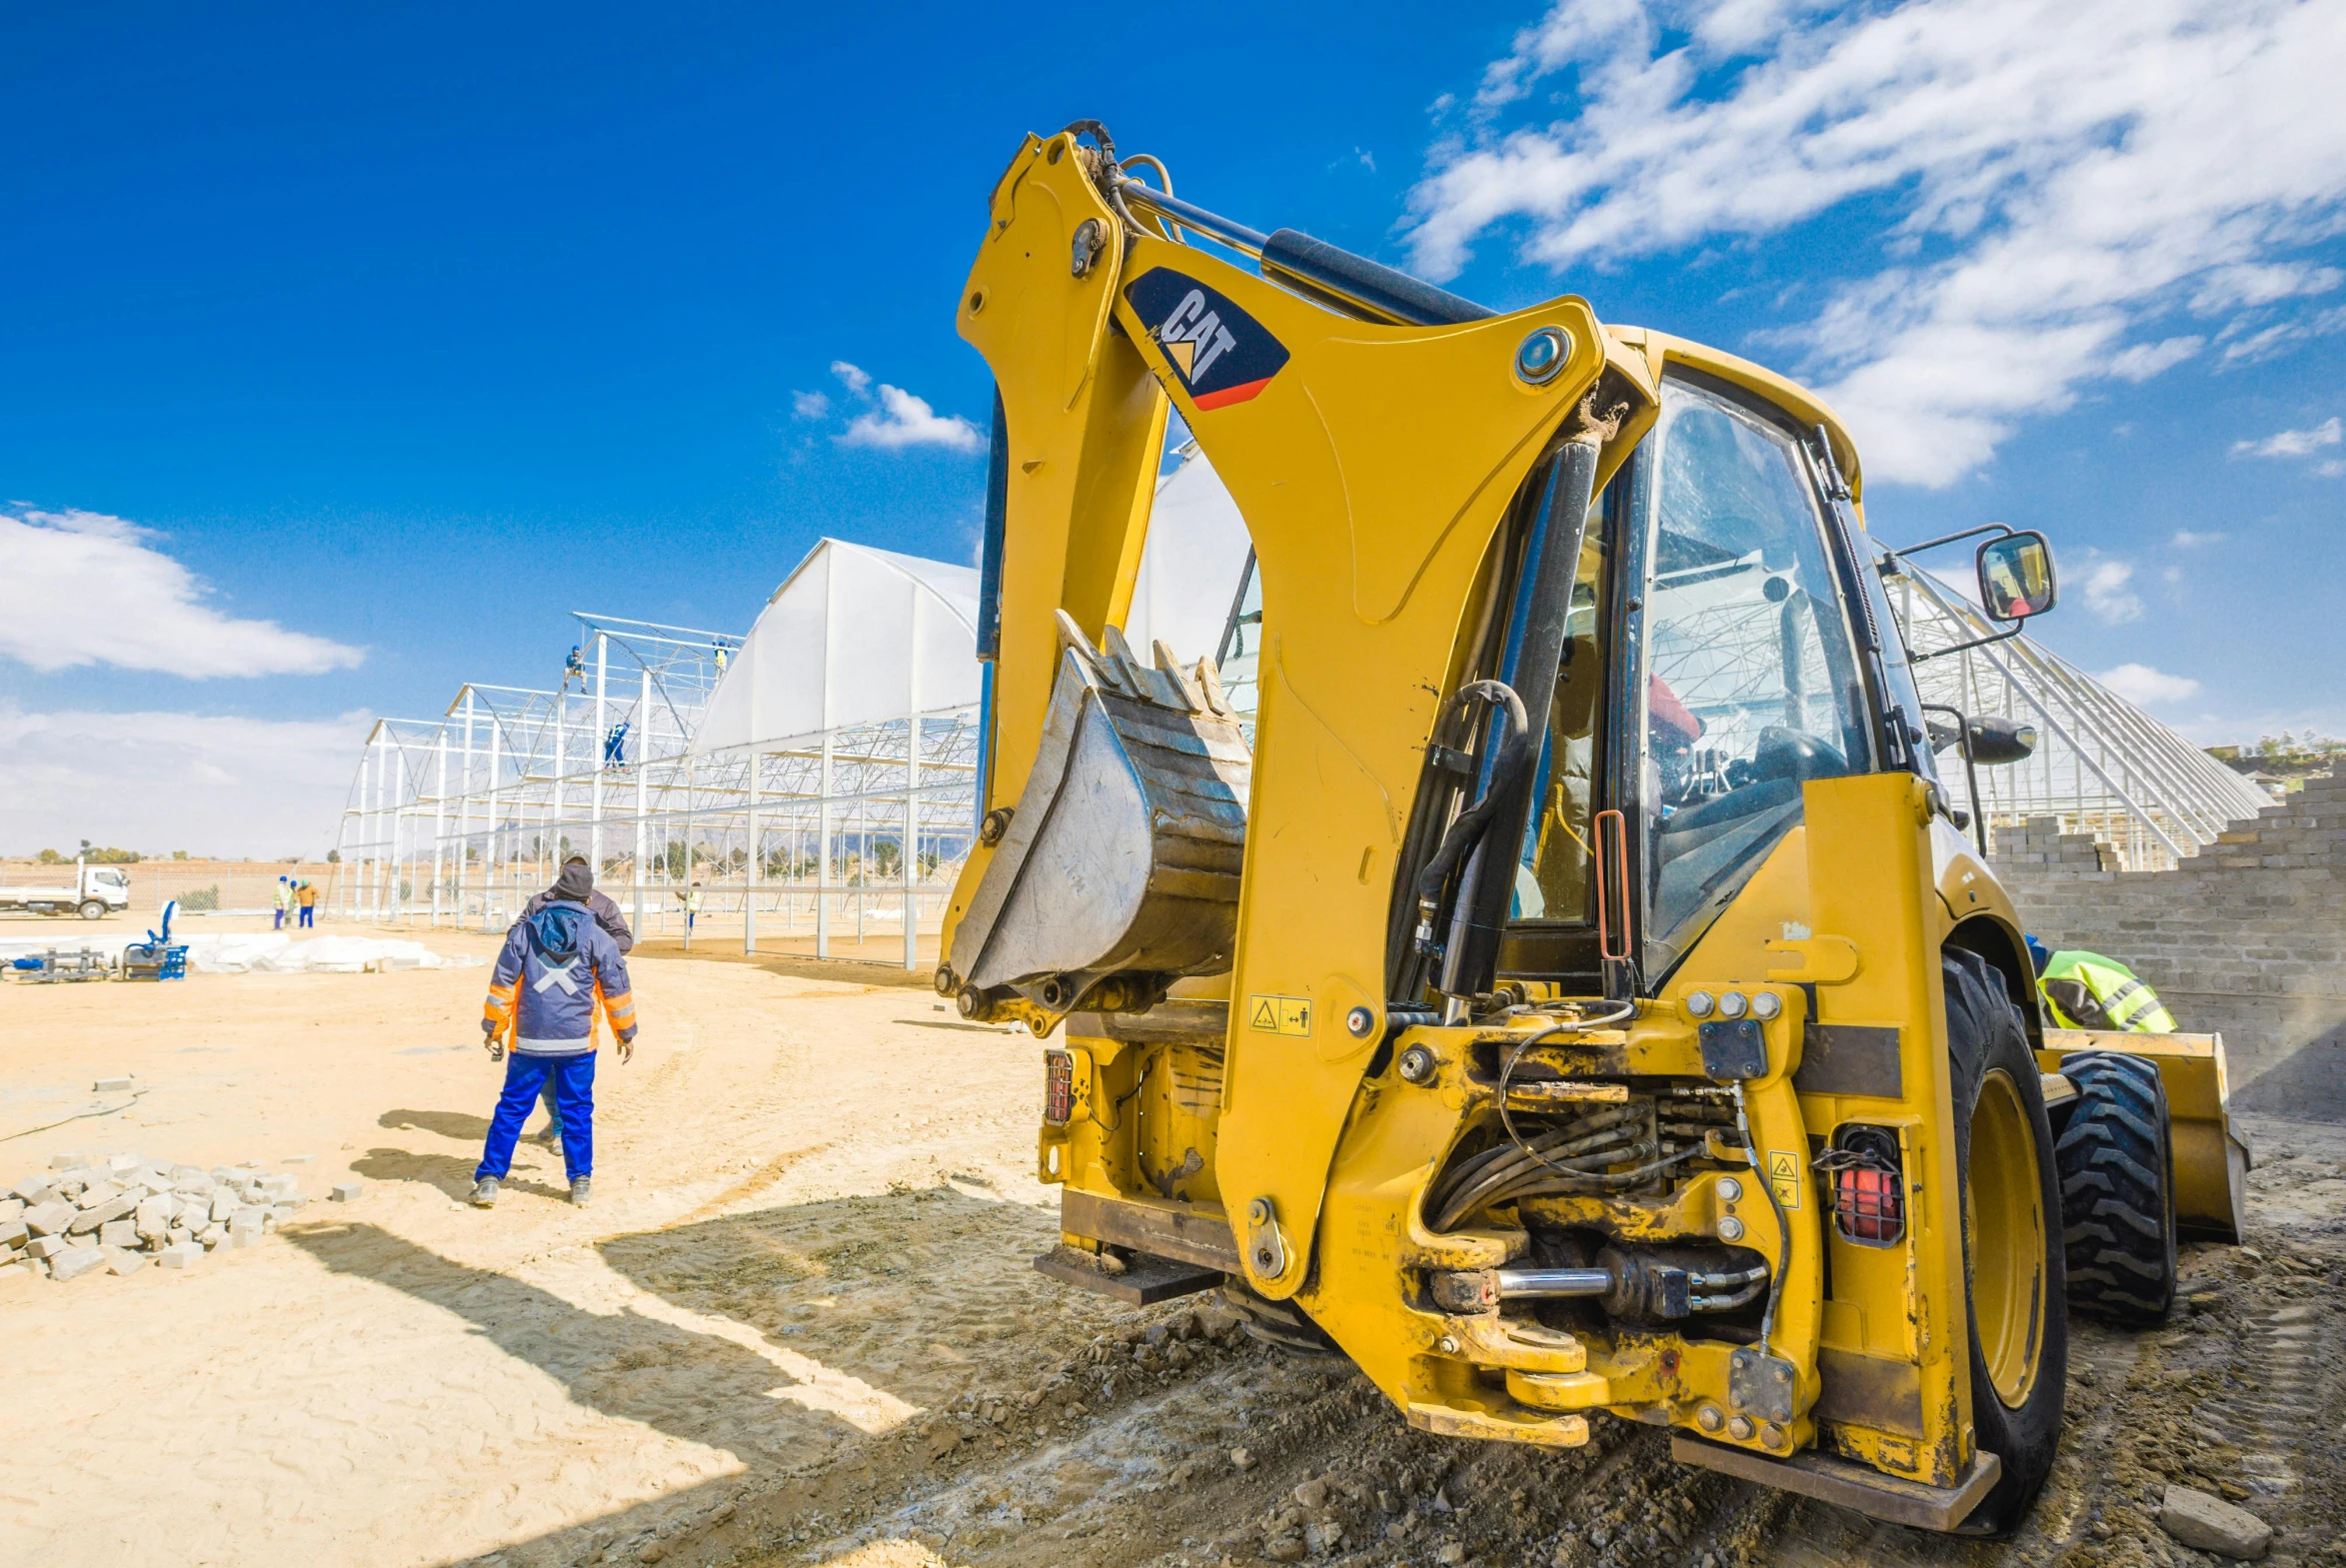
[477,1051,597,1183]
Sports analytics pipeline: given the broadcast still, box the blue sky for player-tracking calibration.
[4,1,2342,853]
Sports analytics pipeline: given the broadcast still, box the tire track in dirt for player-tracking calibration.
[583,1121,2346,1568]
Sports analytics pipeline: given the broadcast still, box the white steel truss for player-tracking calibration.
[1888,568,2269,870]
[331,612,978,967]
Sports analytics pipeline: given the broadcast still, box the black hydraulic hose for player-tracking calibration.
[1734,1083,1794,1356]
[1414,680,1533,909]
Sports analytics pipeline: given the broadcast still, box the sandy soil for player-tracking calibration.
[0,932,1087,1568]
[3,936,2341,1568]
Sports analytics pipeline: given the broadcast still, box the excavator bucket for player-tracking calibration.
[947,612,1251,1012]
[2039,1028,2251,1241]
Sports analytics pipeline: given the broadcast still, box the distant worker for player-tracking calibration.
[2026,935,2176,1033]
[678,881,702,940]
[273,875,292,930]
[604,721,629,770]
[295,879,318,928]
[713,644,729,675]
[516,856,636,1147]
[563,645,586,693]
[474,893,637,1209]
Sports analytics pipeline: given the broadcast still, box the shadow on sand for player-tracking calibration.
[287,1186,1088,1568]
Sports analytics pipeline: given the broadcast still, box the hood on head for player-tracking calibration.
[552,859,594,902]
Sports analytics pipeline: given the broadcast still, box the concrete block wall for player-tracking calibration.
[1987,772,2346,1120]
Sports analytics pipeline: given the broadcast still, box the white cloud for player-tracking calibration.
[830,361,873,397]
[792,390,831,420]
[0,507,365,678]
[2079,559,2144,625]
[839,384,986,455]
[2107,337,2204,382]
[2231,415,2342,458]
[1406,0,2346,487]
[2170,528,2227,546]
[2096,663,2201,706]
[0,703,370,857]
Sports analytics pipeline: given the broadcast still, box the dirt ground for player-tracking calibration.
[2,923,2341,1568]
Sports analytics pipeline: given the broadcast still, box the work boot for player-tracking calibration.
[536,1125,563,1146]
[470,1177,500,1208]
[569,1176,593,1208]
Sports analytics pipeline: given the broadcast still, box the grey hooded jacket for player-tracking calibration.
[519,860,635,953]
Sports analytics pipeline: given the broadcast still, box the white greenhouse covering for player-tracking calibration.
[694,539,982,757]
[1125,447,1254,669]
[330,539,986,969]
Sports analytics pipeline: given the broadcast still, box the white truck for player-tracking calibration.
[0,861,131,919]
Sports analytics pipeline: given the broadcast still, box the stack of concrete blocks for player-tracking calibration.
[1,1151,313,1283]
[1990,771,2346,1119]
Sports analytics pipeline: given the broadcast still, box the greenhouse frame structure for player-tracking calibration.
[334,458,2267,979]
[332,542,984,968]
[1889,566,2269,870]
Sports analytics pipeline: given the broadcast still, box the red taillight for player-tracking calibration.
[1834,1163,1903,1245]
[1043,1049,1074,1124]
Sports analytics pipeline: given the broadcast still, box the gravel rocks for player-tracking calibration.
[1,1149,335,1283]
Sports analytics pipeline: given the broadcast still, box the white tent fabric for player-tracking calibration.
[693,539,982,756]
[1126,448,1254,668]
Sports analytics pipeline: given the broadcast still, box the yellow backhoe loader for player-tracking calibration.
[937,122,2251,1535]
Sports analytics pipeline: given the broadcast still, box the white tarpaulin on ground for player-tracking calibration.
[0,932,483,974]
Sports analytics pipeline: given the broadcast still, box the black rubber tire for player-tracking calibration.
[1942,948,2069,1536]
[77,900,107,920]
[2054,1051,2178,1323]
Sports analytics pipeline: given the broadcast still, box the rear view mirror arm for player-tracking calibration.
[1876,522,2032,664]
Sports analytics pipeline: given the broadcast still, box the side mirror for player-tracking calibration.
[1976,531,2056,622]
[1966,716,2038,766]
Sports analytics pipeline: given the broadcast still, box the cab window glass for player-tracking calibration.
[1641,378,1871,963]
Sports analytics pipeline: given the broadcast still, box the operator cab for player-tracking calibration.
[1477,364,2054,998]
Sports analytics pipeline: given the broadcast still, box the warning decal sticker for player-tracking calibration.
[1765,1149,1803,1210]
[1246,994,1312,1037]
[1124,268,1292,411]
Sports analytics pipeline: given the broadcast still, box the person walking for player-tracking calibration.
[473,893,637,1208]
[516,857,635,1145]
[678,881,702,946]
[295,879,318,928]
[272,875,292,930]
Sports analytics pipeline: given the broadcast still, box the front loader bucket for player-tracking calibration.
[2041,1028,2251,1241]
[949,612,1251,1008]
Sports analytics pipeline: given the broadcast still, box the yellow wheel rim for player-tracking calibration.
[1965,1067,2047,1408]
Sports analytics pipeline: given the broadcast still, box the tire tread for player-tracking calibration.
[2052,1050,2176,1324]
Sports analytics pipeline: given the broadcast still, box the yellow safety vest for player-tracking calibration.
[2040,950,2176,1033]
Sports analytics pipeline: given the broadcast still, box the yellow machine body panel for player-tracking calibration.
[949,125,2243,1534]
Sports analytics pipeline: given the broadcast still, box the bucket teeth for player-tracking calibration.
[949,617,1252,1002]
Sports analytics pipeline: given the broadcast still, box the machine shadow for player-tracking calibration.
[296,1188,1082,1568]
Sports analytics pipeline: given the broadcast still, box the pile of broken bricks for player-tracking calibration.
[2,1150,366,1283]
